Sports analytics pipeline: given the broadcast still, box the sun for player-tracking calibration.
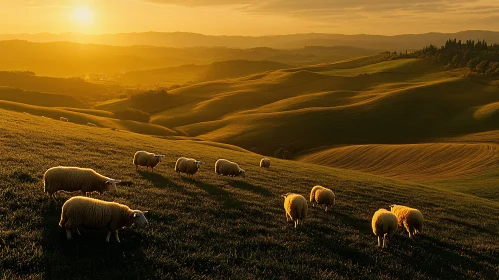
[71,5,94,26]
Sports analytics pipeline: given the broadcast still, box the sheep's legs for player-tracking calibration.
[66,229,72,240]
[382,237,387,248]
[408,231,413,239]
[106,231,112,242]
[377,236,381,247]
[114,231,121,243]
[325,206,328,212]
[76,229,81,236]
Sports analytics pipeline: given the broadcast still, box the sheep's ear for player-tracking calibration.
[133,213,138,218]
[281,194,288,198]
[142,211,148,214]
[105,180,111,184]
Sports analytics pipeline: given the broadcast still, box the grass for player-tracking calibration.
[1,108,499,279]
[298,143,499,199]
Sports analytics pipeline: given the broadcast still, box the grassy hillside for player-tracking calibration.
[0,87,87,108]
[0,100,177,137]
[0,71,118,101]
[145,58,499,156]
[1,108,498,279]
[117,60,292,87]
[298,143,499,199]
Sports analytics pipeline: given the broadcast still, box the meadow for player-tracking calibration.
[1,109,498,279]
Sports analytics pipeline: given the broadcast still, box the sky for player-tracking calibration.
[1,0,499,35]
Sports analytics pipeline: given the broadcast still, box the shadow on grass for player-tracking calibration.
[229,180,273,197]
[137,170,189,194]
[42,204,155,279]
[388,234,498,279]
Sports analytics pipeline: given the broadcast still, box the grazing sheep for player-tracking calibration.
[87,122,97,127]
[59,196,148,242]
[175,157,203,176]
[43,166,120,200]
[215,159,246,178]
[259,158,271,168]
[390,204,424,238]
[309,185,335,212]
[60,117,68,122]
[282,193,308,228]
[133,151,165,172]
[23,112,31,115]
[372,208,398,248]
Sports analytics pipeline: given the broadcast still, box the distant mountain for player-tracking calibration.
[1,30,499,50]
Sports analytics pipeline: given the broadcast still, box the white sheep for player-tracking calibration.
[390,204,424,238]
[310,185,336,212]
[372,208,398,248]
[259,158,270,168]
[43,166,120,200]
[175,157,203,176]
[215,159,246,178]
[133,151,165,172]
[59,196,148,242]
[87,122,97,127]
[23,112,31,115]
[282,193,308,228]
[60,117,68,122]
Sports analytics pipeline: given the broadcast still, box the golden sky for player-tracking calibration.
[1,0,499,35]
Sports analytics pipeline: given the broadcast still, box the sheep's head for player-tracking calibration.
[155,154,165,162]
[104,179,121,193]
[131,210,149,227]
[281,193,292,199]
[195,161,203,169]
[239,169,246,178]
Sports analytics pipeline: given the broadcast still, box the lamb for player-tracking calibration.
[60,117,68,122]
[43,166,121,200]
[175,157,203,176]
[372,208,398,248]
[282,193,308,228]
[309,185,336,212]
[87,122,97,127]
[59,196,148,242]
[133,151,165,172]
[215,159,246,178]
[390,204,424,238]
[259,158,270,168]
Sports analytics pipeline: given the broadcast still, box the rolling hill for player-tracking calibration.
[1,108,498,279]
[140,58,499,158]
[0,41,379,77]
[116,60,292,87]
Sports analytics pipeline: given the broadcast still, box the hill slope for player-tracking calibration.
[1,108,498,279]
[146,58,499,156]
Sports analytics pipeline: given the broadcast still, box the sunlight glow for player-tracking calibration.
[71,5,94,27]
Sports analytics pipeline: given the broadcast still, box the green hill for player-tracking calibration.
[1,108,498,279]
[145,58,499,157]
[116,60,292,87]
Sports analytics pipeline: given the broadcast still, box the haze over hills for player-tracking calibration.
[2,30,499,50]
[0,40,378,77]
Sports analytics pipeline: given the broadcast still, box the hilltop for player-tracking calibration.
[1,108,498,279]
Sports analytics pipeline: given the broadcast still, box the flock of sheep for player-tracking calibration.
[44,149,423,248]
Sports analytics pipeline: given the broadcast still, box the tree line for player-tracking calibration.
[405,39,499,77]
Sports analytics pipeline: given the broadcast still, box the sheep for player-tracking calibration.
[59,196,148,242]
[23,112,31,115]
[43,166,121,200]
[60,117,68,122]
[282,193,308,228]
[390,204,424,239]
[372,208,398,248]
[87,122,97,127]
[309,185,336,212]
[215,159,246,178]
[133,151,165,172]
[259,158,271,168]
[175,157,203,176]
